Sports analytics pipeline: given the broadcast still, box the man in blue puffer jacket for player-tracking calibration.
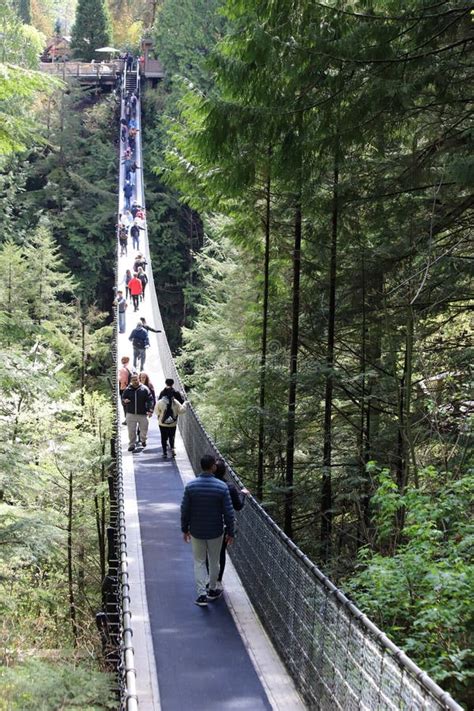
[181,454,235,606]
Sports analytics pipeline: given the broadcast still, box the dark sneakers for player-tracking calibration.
[207,588,223,601]
[141,441,147,447]
[195,595,208,607]
[162,451,167,458]
[128,444,136,452]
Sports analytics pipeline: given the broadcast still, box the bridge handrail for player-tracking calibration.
[128,70,463,711]
[40,61,120,76]
[115,64,138,711]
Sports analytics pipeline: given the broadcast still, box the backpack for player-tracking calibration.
[163,396,177,425]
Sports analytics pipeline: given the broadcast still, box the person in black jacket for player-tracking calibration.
[137,267,148,301]
[211,459,249,590]
[122,372,154,451]
[140,317,161,334]
[130,222,144,250]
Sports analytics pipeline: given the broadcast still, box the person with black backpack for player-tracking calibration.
[155,379,187,458]
[128,320,150,371]
[158,378,184,405]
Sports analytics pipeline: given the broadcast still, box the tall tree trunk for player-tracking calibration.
[67,467,78,644]
[257,158,272,500]
[320,153,340,563]
[284,201,302,538]
[357,247,368,545]
[80,315,86,408]
[362,270,383,534]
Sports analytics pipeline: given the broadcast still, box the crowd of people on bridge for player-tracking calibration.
[114,75,249,607]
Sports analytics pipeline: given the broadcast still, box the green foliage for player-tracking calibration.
[140,0,231,349]
[0,3,58,155]
[0,659,116,710]
[70,0,112,61]
[159,0,472,702]
[347,467,473,697]
[0,2,44,69]
[1,90,117,308]
[0,6,120,699]
[154,0,228,90]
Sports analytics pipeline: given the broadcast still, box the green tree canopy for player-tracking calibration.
[70,0,112,61]
[15,0,31,24]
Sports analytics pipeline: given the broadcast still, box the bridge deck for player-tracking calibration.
[129,425,272,710]
[117,79,305,710]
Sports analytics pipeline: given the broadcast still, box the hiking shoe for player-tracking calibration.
[195,595,208,607]
[122,420,127,425]
[141,441,147,447]
[162,451,167,458]
[171,448,176,458]
[128,444,136,452]
[207,588,223,601]
[216,581,224,591]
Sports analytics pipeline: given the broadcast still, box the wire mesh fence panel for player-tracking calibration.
[164,404,461,710]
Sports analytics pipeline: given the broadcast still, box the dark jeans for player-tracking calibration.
[132,294,140,311]
[206,533,227,582]
[159,425,176,454]
[133,346,146,371]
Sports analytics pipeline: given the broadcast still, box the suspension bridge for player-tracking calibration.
[110,66,463,711]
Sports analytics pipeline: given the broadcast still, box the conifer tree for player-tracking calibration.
[16,0,31,24]
[70,0,112,61]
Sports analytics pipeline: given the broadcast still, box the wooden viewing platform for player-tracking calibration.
[39,59,165,85]
[40,61,121,84]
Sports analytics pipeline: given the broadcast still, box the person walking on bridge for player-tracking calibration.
[156,386,187,459]
[114,289,128,334]
[212,459,249,590]
[118,355,132,424]
[123,179,133,211]
[122,373,154,451]
[181,454,235,607]
[140,316,161,334]
[118,225,128,256]
[137,266,148,301]
[128,273,142,312]
[129,319,149,370]
[130,221,144,251]
[122,156,133,181]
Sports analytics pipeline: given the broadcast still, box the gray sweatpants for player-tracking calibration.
[191,535,224,596]
[126,413,149,446]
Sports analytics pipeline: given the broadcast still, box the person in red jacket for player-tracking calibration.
[128,273,143,312]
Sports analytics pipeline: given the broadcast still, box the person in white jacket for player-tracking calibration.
[155,393,187,458]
